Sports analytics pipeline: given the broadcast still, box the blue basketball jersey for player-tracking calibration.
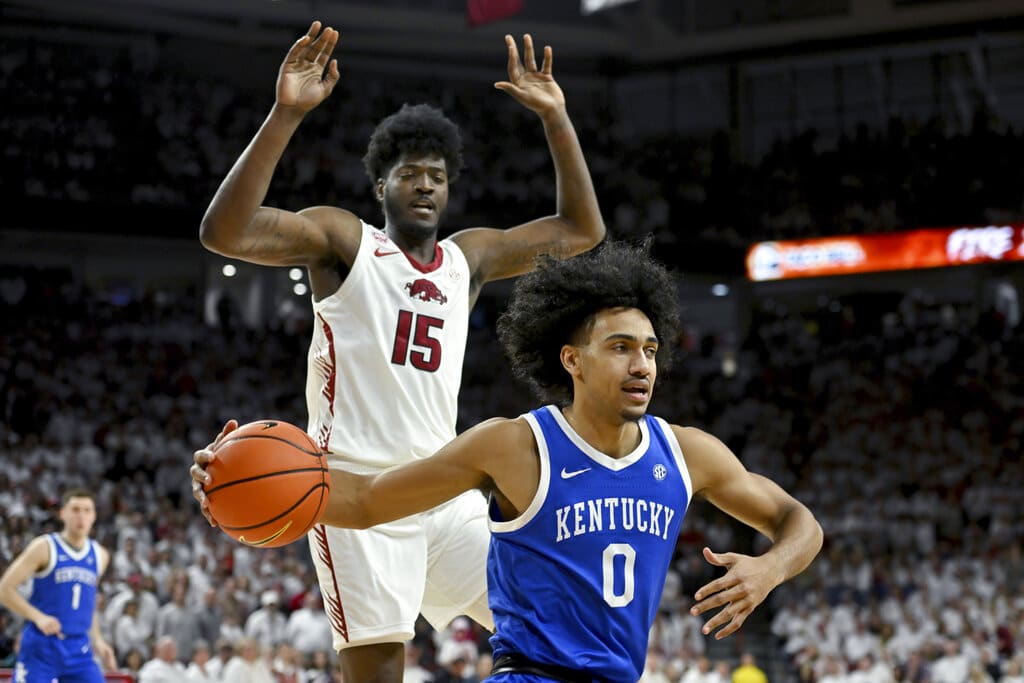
[26,533,100,637]
[487,406,692,683]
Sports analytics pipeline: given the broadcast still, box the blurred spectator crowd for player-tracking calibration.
[2,36,1024,271]
[2,262,1023,683]
[1,28,1024,683]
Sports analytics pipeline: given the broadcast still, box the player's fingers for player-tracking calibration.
[192,486,217,526]
[303,23,331,62]
[693,574,733,604]
[190,464,211,487]
[691,585,741,615]
[193,448,215,468]
[286,22,319,61]
[310,26,336,66]
[315,28,338,68]
[323,59,341,91]
[494,82,524,98]
[504,35,521,81]
[700,604,735,635]
[711,609,750,640]
[702,546,735,567]
[541,45,553,75]
[523,34,537,71]
[213,419,238,448]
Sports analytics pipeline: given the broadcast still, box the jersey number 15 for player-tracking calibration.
[391,311,444,372]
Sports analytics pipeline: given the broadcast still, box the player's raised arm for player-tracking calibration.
[451,34,605,284]
[199,21,359,268]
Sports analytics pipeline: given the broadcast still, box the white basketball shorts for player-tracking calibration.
[308,489,493,650]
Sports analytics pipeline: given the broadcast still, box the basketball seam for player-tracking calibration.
[217,482,330,531]
[204,467,329,495]
[221,433,323,456]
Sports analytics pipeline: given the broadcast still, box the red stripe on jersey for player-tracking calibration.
[312,524,349,641]
[314,313,337,450]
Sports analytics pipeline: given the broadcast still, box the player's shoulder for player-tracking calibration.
[296,206,366,269]
[20,534,53,566]
[667,424,720,448]
[298,206,364,235]
[457,416,536,457]
[467,415,533,439]
[93,541,111,565]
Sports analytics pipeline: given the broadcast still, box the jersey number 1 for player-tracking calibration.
[71,583,81,610]
[391,311,444,372]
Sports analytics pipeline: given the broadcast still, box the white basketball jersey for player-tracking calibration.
[305,221,471,471]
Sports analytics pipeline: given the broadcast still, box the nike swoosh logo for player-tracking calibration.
[561,467,591,479]
[374,248,400,257]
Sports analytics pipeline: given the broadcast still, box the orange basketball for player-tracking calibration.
[204,420,331,548]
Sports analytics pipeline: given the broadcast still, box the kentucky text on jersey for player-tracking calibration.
[53,567,98,586]
[555,497,677,542]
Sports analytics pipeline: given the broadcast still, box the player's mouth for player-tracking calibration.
[410,200,434,216]
[622,381,650,403]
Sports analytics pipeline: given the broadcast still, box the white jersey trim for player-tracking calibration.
[545,405,650,471]
[652,417,694,507]
[489,414,550,534]
[36,535,58,579]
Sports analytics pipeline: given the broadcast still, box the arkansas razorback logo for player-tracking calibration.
[405,279,448,305]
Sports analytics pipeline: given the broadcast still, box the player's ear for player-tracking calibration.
[560,344,581,377]
[375,179,385,204]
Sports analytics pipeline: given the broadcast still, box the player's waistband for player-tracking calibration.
[490,652,606,683]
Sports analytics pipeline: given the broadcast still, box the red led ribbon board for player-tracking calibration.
[746,225,1024,281]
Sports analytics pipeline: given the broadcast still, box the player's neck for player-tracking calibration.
[384,224,438,264]
[60,530,88,550]
[560,404,641,459]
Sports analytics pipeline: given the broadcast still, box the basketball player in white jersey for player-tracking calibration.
[192,21,605,682]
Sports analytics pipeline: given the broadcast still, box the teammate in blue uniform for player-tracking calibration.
[0,490,117,682]
[194,242,823,682]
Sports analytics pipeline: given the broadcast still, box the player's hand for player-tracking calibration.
[190,419,239,527]
[494,34,565,115]
[33,613,62,637]
[689,546,781,640]
[94,638,117,670]
[276,21,341,113]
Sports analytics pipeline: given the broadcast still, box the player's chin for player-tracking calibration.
[619,403,649,421]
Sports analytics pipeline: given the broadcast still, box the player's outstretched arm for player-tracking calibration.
[318,418,537,529]
[677,427,823,641]
[452,34,605,284]
[200,21,358,268]
[0,536,63,637]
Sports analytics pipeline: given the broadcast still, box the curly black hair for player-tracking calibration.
[362,103,464,184]
[497,241,680,405]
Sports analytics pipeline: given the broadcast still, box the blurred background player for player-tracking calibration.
[0,489,117,682]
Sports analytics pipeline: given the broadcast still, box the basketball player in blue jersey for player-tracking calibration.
[0,490,117,682]
[243,242,820,682]
[193,19,604,683]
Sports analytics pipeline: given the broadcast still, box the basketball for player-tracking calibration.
[204,420,331,548]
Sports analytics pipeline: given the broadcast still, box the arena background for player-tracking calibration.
[1,0,1023,681]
